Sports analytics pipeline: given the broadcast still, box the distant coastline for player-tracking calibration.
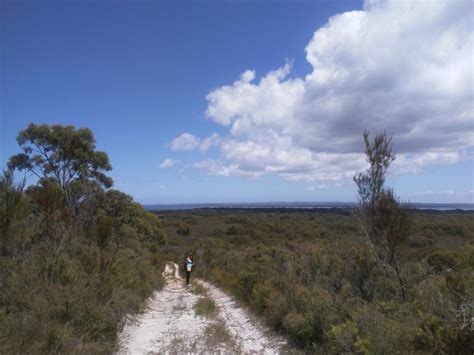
[144,202,474,212]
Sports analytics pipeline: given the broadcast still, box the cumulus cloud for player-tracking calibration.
[170,132,221,152]
[198,0,473,182]
[160,158,176,169]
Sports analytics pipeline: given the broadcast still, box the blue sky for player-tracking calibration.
[1,0,473,204]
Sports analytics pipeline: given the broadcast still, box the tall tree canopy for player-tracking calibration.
[8,124,112,208]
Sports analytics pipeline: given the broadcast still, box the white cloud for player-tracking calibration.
[170,132,221,152]
[413,190,434,196]
[200,133,221,152]
[192,159,262,178]
[160,158,175,169]
[307,184,329,191]
[241,70,255,83]
[400,189,474,203]
[198,0,473,182]
[170,133,201,151]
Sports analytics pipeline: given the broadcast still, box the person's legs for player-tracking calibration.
[186,271,190,285]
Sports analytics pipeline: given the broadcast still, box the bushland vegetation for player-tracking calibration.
[0,124,166,353]
[159,207,473,353]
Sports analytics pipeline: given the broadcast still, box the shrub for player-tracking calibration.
[177,223,190,235]
[263,290,290,330]
[327,320,359,354]
[225,225,240,236]
[282,312,313,347]
[413,313,451,353]
[427,251,457,272]
[235,270,259,302]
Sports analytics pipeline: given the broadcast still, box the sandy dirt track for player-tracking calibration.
[117,262,288,354]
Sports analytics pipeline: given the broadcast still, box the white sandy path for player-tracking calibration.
[117,262,288,354]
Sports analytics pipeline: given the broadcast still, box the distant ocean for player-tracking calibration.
[144,202,474,211]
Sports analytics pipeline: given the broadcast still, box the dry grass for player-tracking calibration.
[204,319,238,351]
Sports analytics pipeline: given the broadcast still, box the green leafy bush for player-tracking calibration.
[427,251,457,272]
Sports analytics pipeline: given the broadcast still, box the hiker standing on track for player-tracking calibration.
[184,254,194,286]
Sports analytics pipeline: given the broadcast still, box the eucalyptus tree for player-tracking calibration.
[8,123,112,209]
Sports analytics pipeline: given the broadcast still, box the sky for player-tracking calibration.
[1,0,473,204]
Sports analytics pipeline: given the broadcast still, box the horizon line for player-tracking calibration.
[142,201,474,206]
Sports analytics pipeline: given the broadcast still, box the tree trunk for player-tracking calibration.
[393,259,406,302]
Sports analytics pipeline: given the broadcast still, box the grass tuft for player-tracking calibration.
[194,297,218,318]
[191,282,206,295]
[204,320,237,349]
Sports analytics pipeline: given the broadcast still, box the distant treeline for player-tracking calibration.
[156,206,474,215]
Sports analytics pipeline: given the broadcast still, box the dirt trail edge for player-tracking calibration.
[117,262,288,354]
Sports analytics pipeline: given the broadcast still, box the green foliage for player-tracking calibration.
[159,208,474,353]
[353,130,395,208]
[327,320,360,354]
[282,312,314,346]
[0,170,27,256]
[93,214,113,249]
[177,223,190,235]
[0,125,166,353]
[413,312,453,353]
[427,251,457,272]
[235,270,259,302]
[445,272,465,297]
[8,123,113,209]
[225,224,246,236]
